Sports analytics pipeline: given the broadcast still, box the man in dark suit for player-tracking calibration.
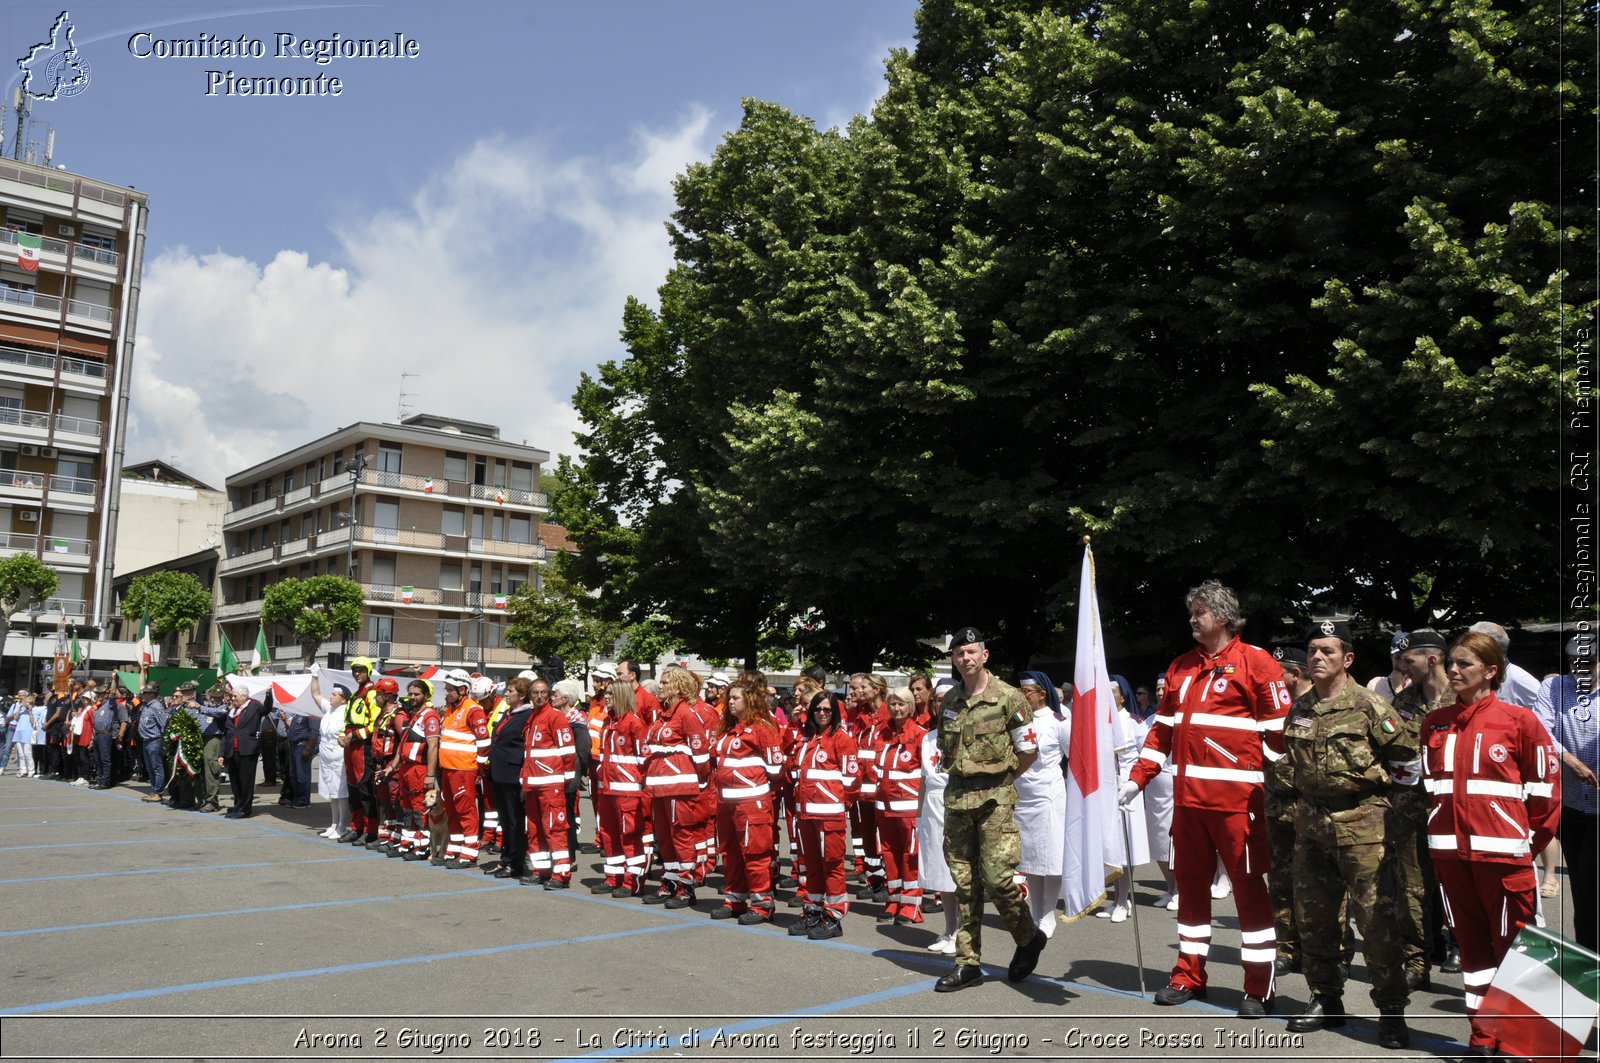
[221,685,265,819]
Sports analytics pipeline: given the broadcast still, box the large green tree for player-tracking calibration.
[503,567,620,678]
[561,0,1592,668]
[0,555,59,624]
[120,571,212,639]
[260,576,364,664]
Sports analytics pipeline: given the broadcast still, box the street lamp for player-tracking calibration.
[24,601,41,694]
[336,449,369,668]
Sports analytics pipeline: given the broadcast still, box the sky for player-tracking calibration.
[1,0,920,489]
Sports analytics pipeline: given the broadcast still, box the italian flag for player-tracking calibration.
[401,586,414,603]
[15,233,41,271]
[423,478,434,494]
[1478,925,1599,1060]
[493,594,507,609]
[136,607,154,667]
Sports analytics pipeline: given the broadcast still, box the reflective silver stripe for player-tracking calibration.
[1261,746,1285,762]
[1188,712,1259,731]
[1153,713,1177,727]
[880,799,918,811]
[647,773,699,786]
[522,775,563,787]
[1179,941,1210,955]
[1177,923,1211,938]
[649,744,693,755]
[1239,927,1274,945]
[439,739,477,753]
[607,782,642,792]
[1139,749,1168,767]
[802,769,845,781]
[884,770,919,781]
[1524,781,1555,799]
[609,754,646,764]
[1468,834,1529,855]
[802,802,845,814]
[1183,765,1263,784]
[1465,780,1524,798]
[528,746,576,758]
[719,784,769,799]
[1258,716,1286,732]
[1427,833,1457,849]
[720,756,769,769]
[1239,947,1275,963]
[1424,778,1455,794]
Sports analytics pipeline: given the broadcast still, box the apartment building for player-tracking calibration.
[0,158,147,684]
[217,413,550,673]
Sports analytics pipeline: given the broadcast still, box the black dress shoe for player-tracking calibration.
[516,873,537,885]
[480,862,502,875]
[1441,945,1462,973]
[224,808,242,819]
[921,897,944,913]
[1406,969,1431,991]
[934,965,982,993]
[542,878,570,890]
[492,867,515,879]
[710,906,740,919]
[590,883,614,894]
[1154,982,1207,1006]
[1007,929,1048,982]
[1377,1014,1410,1049]
[1287,995,1347,1032]
[236,810,251,819]
[642,891,672,905]
[1274,954,1300,976]
[736,911,768,926]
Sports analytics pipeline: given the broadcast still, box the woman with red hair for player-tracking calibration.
[708,680,784,923]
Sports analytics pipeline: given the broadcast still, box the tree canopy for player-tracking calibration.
[260,576,364,663]
[558,0,1594,669]
[120,571,212,638]
[0,555,59,624]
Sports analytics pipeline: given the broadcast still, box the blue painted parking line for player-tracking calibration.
[0,922,702,1015]
[0,833,268,852]
[0,855,358,885]
[0,817,172,828]
[0,882,520,939]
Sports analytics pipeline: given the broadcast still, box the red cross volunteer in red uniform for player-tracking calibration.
[1121,580,1290,1015]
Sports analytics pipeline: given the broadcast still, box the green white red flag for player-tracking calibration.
[136,608,154,667]
[15,233,41,271]
[1478,924,1599,1060]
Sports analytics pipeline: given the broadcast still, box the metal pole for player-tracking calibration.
[25,608,40,693]
[1120,805,1148,1000]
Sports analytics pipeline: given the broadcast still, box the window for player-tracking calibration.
[0,449,15,471]
[510,462,534,492]
[492,513,504,540]
[249,483,259,505]
[470,512,484,539]
[469,567,482,594]
[509,515,532,544]
[490,571,502,595]
[332,449,344,474]
[437,619,460,643]
[71,278,112,309]
[441,509,464,537]
[443,452,468,482]
[473,456,487,485]
[283,469,295,492]
[439,563,462,591]
[301,513,317,538]
[378,444,403,474]
[55,456,93,480]
[368,615,394,642]
[373,501,399,543]
[506,573,525,596]
[372,556,396,586]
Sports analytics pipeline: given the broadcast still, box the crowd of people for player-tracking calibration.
[1,596,1592,1061]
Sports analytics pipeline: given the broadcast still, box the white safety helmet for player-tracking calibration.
[470,675,495,699]
[443,668,473,690]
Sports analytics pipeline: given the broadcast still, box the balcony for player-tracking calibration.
[223,496,281,526]
[467,537,544,560]
[0,343,110,394]
[214,598,262,621]
[48,474,96,497]
[0,230,119,276]
[40,534,92,566]
[469,482,548,509]
[219,544,277,574]
[279,537,309,558]
[0,286,62,324]
[366,583,443,606]
[0,471,45,501]
[0,530,38,556]
[53,413,101,443]
[327,638,531,669]
[8,596,89,622]
[0,405,52,438]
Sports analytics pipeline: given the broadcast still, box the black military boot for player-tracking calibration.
[1287,995,1346,1032]
[1377,1010,1410,1049]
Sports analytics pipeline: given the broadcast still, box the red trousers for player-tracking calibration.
[1435,857,1538,1049]
[376,765,401,843]
[524,785,570,880]
[589,767,609,856]
[877,814,922,922]
[397,763,428,850]
[1170,805,1275,998]
[441,768,481,861]
[795,817,849,920]
[716,799,775,915]
[599,791,647,891]
[849,800,882,883]
[345,744,370,834]
[693,786,719,882]
[650,794,700,893]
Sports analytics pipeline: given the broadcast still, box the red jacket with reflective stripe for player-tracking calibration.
[788,729,860,821]
[874,719,926,817]
[644,701,708,798]
[1129,637,1289,813]
[710,721,783,803]
[520,704,576,790]
[598,713,648,795]
[1421,693,1562,865]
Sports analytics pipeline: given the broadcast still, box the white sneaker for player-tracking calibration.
[71,778,87,786]
[1110,904,1129,923]
[1211,880,1231,899]
[927,935,956,955]
[1094,907,1111,918]
[1166,893,1180,911]
[1154,890,1175,908]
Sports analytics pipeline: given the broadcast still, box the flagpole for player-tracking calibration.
[1120,805,1147,1000]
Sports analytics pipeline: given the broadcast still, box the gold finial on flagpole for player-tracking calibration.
[1082,534,1091,546]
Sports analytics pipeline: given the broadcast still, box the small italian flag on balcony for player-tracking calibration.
[423,478,434,494]
[401,586,414,603]
[494,489,506,505]
[493,594,507,609]
[15,233,41,272]
[1478,924,1599,1061]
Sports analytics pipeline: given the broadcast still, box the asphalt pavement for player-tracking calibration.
[0,771,1583,1062]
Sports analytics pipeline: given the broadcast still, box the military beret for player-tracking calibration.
[1272,645,1308,668]
[1389,631,1409,654]
[950,626,985,648]
[1306,619,1352,643]
[1398,630,1448,654]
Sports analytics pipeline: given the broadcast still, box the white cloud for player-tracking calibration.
[126,108,718,491]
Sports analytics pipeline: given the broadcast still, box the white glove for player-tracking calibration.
[310,663,321,677]
[1117,780,1140,808]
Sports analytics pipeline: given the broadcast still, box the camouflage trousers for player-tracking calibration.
[1293,800,1409,1010]
[1382,787,1435,976]
[944,795,1036,968]
[1269,808,1354,965]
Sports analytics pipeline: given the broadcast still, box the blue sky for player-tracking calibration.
[2,1,919,486]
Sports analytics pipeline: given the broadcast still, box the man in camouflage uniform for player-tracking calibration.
[1387,628,1453,988]
[934,626,1047,993]
[1284,620,1417,1050]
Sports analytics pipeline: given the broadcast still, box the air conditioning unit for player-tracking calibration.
[19,510,39,523]
[39,447,56,459]
[19,444,39,457]
[58,225,75,237]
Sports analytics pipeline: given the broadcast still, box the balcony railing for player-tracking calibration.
[469,483,547,508]
[0,287,61,313]
[0,163,126,206]
[73,243,120,268]
[226,497,280,524]
[220,544,276,571]
[366,583,444,605]
[42,534,91,558]
[48,475,96,496]
[0,531,38,553]
[2,472,45,490]
[279,538,309,558]
[467,537,542,560]
[60,355,108,379]
[0,406,52,431]
[54,413,102,438]
[0,344,108,382]
[66,299,113,323]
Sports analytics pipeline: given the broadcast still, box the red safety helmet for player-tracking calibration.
[374,677,401,696]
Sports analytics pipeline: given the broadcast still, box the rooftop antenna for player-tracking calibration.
[398,371,417,420]
[42,127,54,168]
[11,88,29,161]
